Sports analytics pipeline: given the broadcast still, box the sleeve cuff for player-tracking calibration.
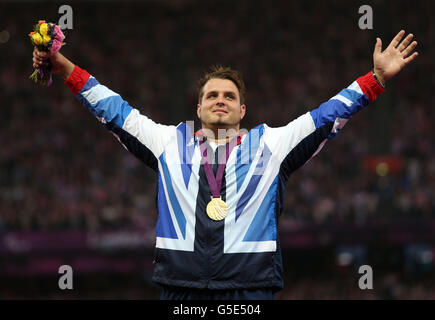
[64,65,91,95]
[356,71,385,102]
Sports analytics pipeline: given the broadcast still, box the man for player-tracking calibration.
[33,30,418,299]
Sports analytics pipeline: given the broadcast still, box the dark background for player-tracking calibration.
[0,0,433,299]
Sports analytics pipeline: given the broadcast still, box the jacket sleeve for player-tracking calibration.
[64,65,176,170]
[263,71,385,176]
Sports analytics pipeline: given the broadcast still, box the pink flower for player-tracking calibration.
[52,25,65,42]
[50,39,63,53]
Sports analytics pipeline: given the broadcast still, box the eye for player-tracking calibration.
[226,94,235,100]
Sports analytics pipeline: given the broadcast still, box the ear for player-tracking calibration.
[197,103,201,119]
[240,104,246,120]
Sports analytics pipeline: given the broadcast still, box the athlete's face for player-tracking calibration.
[197,78,246,135]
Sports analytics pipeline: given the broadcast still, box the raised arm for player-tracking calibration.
[264,30,418,173]
[32,48,176,170]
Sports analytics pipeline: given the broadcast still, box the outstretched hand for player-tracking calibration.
[373,30,418,85]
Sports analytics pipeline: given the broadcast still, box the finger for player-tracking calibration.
[32,53,45,66]
[33,47,43,58]
[34,48,48,59]
[388,30,406,49]
[38,51,49,58]
[374,37,382,55]
[398,33,414,52]
[402,41,417,57]
[33,54,43,64]
[33,55,43,63]
[404,51,418,65]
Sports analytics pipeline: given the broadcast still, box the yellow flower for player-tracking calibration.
[39,23,49,36]
[43,34,51,44]
[32,32,43,45]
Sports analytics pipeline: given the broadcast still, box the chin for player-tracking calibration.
[209,116,227,125]
[211,121,229,127]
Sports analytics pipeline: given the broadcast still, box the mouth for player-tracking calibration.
[213,109,228,114]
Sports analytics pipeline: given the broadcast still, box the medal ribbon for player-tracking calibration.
[200,136,239,198]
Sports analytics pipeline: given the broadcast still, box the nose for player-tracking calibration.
[216,95,226,106]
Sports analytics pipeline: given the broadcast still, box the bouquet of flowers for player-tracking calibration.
[28,20,65,86]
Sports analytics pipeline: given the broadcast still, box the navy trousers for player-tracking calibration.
[160,286,275,300]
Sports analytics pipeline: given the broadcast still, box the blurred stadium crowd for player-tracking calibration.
[1,0,433,231]
[0,0,433,299]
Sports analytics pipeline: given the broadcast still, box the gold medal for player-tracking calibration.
[206,197,228,221]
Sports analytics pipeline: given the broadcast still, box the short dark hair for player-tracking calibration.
[197,65,246,105]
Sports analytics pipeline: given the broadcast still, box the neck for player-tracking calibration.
[209,137,230,144]
[201,125,239,144]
